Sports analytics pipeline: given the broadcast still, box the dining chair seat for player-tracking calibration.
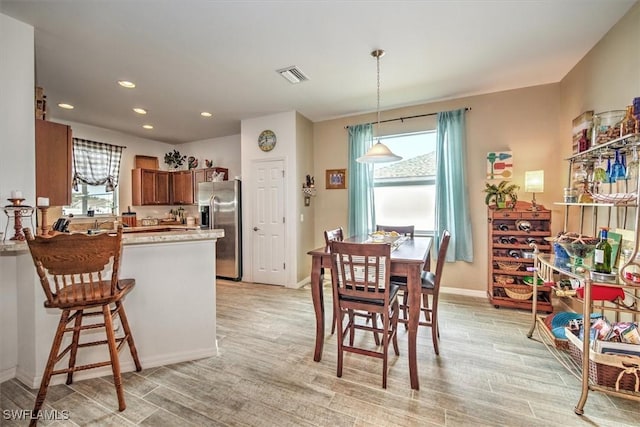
[421,271,436,289]
[47,279,135,309]
[340,284,400,306]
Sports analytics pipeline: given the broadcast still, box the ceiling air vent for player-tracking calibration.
[276,66,309,84]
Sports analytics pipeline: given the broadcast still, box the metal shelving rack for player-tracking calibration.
[527,133,640,415]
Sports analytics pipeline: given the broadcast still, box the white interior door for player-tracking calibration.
[251,159,285,285]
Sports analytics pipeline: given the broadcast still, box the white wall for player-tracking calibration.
[0,13,35,382]
[181,134,241,180]
[241,111,298,286]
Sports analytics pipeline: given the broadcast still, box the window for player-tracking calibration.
[63,138,123,216]
[63,184,118,216]
[373,131,436,234]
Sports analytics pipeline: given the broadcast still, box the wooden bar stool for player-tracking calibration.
[23,227,141,426]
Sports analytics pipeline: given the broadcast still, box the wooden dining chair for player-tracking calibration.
[324,227,344,335]
[401,230,451,355]
[329,241,400,388]
[23,227,141,425]
[324,227,380,343]
[324,226,344,246]
[375,224,415,319]
[375,224,415,239]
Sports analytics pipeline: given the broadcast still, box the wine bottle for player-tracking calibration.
[593,227,612,274]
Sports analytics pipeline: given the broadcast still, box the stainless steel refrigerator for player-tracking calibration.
[197,179,242,281]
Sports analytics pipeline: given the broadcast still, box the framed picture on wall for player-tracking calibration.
[326,169,347,189]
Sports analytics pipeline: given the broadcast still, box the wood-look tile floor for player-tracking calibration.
[2,280,639,426]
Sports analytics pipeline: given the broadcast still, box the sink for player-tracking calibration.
[87,229,109,235]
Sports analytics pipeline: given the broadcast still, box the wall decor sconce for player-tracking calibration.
[302,174,316,206]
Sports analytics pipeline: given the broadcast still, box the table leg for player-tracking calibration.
[407,263,421,390]
[311,256,325,362]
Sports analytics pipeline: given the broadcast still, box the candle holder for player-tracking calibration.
[7,198,25,206]
[4,198,34,241]
[38,206,49,236]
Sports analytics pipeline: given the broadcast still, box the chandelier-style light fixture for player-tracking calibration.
[357,49,402,163]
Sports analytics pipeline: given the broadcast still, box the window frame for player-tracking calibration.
[372,130,437,235]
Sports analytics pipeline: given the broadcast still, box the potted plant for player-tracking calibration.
[164,149,187,170]
[483,181,519,209]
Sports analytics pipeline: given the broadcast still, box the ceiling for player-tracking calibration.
[1,1,636,144]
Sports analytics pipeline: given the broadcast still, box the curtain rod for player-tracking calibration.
[344,107,471,129]
[73,137,127,149]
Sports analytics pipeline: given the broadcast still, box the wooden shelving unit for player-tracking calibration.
[487,201,553,312]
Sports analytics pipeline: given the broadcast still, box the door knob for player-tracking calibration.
[253,226,259,231]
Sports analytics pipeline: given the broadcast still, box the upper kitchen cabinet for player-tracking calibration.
[193,167,229,184]
[35,119,72,206]
[170,170,194,205]
[131,168,170,205]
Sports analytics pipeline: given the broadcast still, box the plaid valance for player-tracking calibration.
[72,138,124,192]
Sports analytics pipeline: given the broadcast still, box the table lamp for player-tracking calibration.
[524,170,544,211]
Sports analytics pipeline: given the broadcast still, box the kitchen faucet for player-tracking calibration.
[93,219,112,229]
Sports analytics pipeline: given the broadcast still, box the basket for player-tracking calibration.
[494,275,515,285]
[504,285,533,300]
[497,261,522,271]
[589,192,637,204]
[566,330,640,392]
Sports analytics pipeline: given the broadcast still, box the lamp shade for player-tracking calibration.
[356,141,402,163]
[524,170,544,193]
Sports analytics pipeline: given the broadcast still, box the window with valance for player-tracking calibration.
[72,138,124,192]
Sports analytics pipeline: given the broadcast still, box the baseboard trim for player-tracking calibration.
[14,346,219,389]
[440,286,486,299]
[0,367,16,384]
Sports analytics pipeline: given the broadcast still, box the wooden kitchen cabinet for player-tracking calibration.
[193,167,229,184]
[487,201,553,312]
[35,119,72,206]
[131,168,170,205]
[170,170,194,205]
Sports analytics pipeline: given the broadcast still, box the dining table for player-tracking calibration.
[307,235,433,390]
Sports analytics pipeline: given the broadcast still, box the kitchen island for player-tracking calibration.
[0,227,223,388]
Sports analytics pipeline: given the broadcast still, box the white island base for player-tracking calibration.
[9,229,222,388]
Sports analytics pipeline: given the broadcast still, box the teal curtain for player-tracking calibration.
[347,124,375,236]
[435,109,473,262]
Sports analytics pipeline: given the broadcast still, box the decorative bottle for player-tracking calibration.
[593,227,612,274]
[621,105,638,136]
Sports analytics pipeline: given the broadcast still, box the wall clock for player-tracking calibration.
[258,130,277,152]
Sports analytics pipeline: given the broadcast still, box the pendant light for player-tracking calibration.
[357,49,402,163]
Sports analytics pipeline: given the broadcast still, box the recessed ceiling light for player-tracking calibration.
[133,107,147,115]
[142,124,153,130]
[58,103,74,110]
[201,112,212,117]
[118,80,136,88]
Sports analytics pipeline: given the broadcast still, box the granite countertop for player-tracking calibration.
[0,228,224,253]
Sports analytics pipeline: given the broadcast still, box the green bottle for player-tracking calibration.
[593,227,612,274]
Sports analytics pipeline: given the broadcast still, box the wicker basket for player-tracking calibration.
[497,261,522,271]
[504,285,533,300]
[494,275,515,285]
[588,192,637,204]
[566,330,640,392]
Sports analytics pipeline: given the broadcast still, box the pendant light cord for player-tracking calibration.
[376,51,381,138]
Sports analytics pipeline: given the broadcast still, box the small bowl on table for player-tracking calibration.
[557,239,598,260]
